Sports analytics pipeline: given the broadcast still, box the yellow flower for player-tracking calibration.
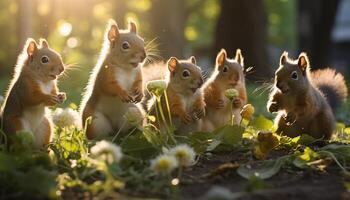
[224,88,239,101]
[253,131,279,160]
[146,79,167,97]
[150,154,178,175]
[90,140,123,164]
[169,144,196,167]
[240,104,255,121]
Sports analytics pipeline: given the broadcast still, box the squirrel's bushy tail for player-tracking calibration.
[311,68,348,110]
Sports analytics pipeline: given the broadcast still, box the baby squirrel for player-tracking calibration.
[1,38,66,148]
[80,19,146,139]
[200,49,247,132]
[149,57,205,134]
[267,52,348,139]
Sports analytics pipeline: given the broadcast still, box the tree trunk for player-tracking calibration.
[298,0,340,69]
[17,0,33,52]
[213,0,271,80]
[150,0,186,58]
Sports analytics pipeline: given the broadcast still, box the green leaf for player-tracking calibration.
[321,144,350,162]
[250,115,273,130]
[298,134,316,145]
[293,147,319,168]
[237,156,288,179]
[207,125,245,152]
[187,131,215,154]
[121,133,159,159]
[0,152,19,172]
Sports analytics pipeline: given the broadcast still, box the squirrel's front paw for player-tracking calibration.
[216,99,225,109]
[232,98,242,108]
[132,90,143,103]
[267,102,279,113]
[284,112,296,125]
[193,107,205,120]
[47,95,61,106]
[181,114,193,124]
[119,91,133,103]
[57,92,66,104]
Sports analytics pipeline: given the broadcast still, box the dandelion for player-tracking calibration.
[90,140,123,164]
[150,154,178,175]
[51,107,82,129]
[146,79,167,97]
[169,144,196,167]
[224,88,239,101]
[240,104,255,121]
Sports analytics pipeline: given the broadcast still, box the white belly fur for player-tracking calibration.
[115,67,139,91]
[20,80,54,148]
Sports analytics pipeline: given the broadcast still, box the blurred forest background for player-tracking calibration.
[0,0,349,105]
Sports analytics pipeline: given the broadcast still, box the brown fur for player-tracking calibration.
[267,52,347,139]
[150,57,205,134]
[1,38,65,148]
[200,49,247,132]
[80,19,146,139]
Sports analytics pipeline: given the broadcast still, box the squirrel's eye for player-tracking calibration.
[291,71,298,80]
[41,56,49,64]
[223,66,228,73]
[182,69,190,78]
[121,42,130,50]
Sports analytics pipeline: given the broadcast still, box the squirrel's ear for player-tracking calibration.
[298,53,309,74]
[26,39,38,58]
[216,49,227,66]
[190,56,196,65]
[279,51,288,66]
[168,57,179,73]
[107,19,119,43]
[129,20,137,34]
[39,38,49,48]
[234,49,244,67]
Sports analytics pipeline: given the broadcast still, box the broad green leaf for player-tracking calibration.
[293,147,319,168]
[237,156,288,179]
[250,115,273,130]
[121,134,159,159]
[207,125,245,152]
[187,131,215,154]
[298,134,316,145]
[0,152,19,172]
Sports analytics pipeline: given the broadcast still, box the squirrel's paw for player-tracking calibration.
[193,107,205,120]
[119,91,133,103]
[267,102,279,113]
[181,113,193,124]
[57,92,66,104]
[284,112,296,125]
[216,99,225,109]
[132,90,143,103]
[232,98,242,108]
[48,95,61,106]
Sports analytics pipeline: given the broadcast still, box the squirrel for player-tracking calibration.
[148,57,205,134]
[1,38,66,148]
[267,52,348,139]
[80,19,146,139]
[200,49,247,132]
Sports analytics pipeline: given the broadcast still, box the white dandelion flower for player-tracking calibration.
[169,144,196,167]
[90,140,123,164]
[150,154,178,175]
[51,107,82,129]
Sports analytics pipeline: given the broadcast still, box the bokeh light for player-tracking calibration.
[67,37,78,48]
[59,22,72,37]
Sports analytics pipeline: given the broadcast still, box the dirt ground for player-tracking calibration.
[180,151,349,200]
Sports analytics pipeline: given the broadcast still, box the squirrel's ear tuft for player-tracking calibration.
[168,57,178,73]
[26,38,38,57]
[190,56,196,65]
[107,19,119,43]
[129,20,137,33]
[39,38,49,48]
[235,49,244,67]
[298,52,309,73]
[279,51,288,66]
[216,49,227,66]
